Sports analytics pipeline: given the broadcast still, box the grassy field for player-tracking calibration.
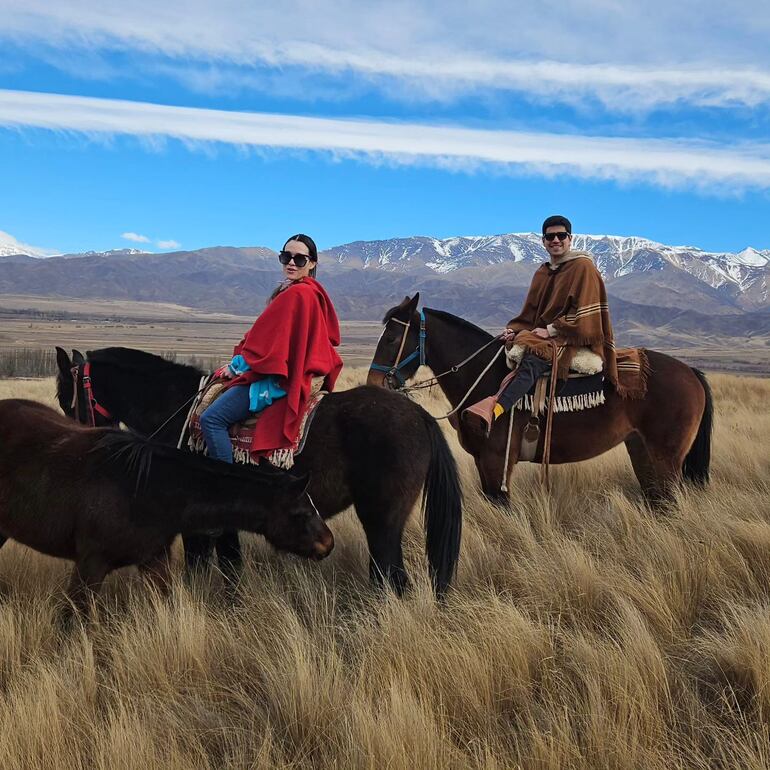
[0,370,769,768]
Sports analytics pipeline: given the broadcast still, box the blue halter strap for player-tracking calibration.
[369,309,426,387]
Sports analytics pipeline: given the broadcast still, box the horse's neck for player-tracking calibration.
[94,360,200,438]
[425,312,507,408]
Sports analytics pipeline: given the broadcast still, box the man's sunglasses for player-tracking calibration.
[278,250,313,267]
[543,232,570,243]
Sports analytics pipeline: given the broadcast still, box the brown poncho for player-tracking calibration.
[506,252,620,390]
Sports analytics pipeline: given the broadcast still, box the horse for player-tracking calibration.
[366,294,713,506]
[54,346,462,596]
[0,399,333,619]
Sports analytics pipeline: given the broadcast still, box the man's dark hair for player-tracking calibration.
[541,215,572,235]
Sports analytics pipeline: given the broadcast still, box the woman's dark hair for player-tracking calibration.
[283,233,318,278]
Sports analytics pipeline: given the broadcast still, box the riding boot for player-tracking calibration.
[461,396,499,437]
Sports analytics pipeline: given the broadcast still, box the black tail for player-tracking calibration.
[682,368,712,486]
[422,415,463,597]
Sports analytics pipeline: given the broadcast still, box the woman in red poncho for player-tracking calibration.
[200,233,343,463]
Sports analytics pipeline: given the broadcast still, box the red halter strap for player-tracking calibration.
[72,361,113,426]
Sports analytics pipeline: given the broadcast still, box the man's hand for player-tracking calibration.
[501,328,517,341]
[533,327,550,339]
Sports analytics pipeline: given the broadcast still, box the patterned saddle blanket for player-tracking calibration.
[505,348,649,415]
[187,377,324,468]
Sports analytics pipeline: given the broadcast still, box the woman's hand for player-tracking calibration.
[215,365,234,379]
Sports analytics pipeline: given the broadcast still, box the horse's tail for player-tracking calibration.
[682,367,712,486]
[422,414,463,597]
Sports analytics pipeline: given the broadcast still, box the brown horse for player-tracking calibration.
[0,399,333,619]
[367,294,713,506]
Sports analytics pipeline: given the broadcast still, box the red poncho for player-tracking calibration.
[228,277,343,455]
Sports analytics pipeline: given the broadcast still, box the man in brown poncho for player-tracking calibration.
[463,214,618,435]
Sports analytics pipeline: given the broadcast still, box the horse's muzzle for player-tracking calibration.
[366,370,392,389]
[310,529,334,560]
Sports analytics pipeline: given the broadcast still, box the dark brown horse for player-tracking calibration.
[55,346,462,596]
[367,294,713,505]
[0,399,333,618]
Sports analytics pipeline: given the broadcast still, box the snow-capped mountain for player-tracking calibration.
[323,233,770,310]
[0,230,54,258]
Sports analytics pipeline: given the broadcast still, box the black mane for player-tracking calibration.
[424,308,494,341]
[86,347,204,377]
[91,430,297,494]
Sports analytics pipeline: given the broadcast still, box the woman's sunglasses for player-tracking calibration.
[543,232,570,242]
[278,250,313,267]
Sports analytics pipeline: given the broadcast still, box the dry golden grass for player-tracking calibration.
[0,370,769,769]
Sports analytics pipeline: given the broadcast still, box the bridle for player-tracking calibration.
[368,309,426,388]
[70,361,116,427]
[369,308,506,420]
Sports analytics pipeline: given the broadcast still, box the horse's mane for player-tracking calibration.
[91,430,297,493]
[424,309,494,341]
[87,347,204,377]
[382,304,493,342]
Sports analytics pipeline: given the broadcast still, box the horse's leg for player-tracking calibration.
[182,533,215,575]
[474,449,511,505]
[357,503,410,596]
[139,542,174,597]
[624,434,656,503]
[625,434,683,509]
[215,531,242,598]
[62,555,109,625]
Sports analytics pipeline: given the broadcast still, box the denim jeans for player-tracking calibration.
[199,385,252,464]
[498,352,552,411]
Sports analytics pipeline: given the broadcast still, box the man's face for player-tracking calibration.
[542,225,571,260]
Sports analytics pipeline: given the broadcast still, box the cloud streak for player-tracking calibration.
[2,89,770,190]
[2,1,770,111]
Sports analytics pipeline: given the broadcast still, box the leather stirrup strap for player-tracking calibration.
[540,341,560,489]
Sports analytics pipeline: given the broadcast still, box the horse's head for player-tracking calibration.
[261,472,334,561]
[55,346,80,419]
[367,293,422,390]
[55,347,115,427]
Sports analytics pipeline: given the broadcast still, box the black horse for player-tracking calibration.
[0,399,333,619]
[55,346,462,596]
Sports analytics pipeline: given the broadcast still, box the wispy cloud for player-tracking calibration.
[2,89,770,190]
[121,231,150,243]
[2,1,770,111]
[157,239,180,249]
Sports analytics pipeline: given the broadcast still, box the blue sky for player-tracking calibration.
[1,0,769,255]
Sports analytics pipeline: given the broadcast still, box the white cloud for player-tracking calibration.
[0,228,57,256]
[2,89,770,190]
[121,231,150,243]
[157,239,180,249]
[2,1,769,111]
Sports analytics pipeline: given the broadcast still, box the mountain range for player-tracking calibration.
[1,234,768,338]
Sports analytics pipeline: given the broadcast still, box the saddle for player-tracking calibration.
[187,377,325,468]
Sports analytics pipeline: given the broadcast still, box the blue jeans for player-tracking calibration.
[199,385,252,463]
[498,352,552,411]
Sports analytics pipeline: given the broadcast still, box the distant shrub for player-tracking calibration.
[0,348,58,378]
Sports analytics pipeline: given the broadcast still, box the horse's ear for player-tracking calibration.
[408,292,420,312]
[71,349,85,365]
[55,346,72,374]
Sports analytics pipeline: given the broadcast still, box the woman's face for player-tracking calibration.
[282,239,315,281]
